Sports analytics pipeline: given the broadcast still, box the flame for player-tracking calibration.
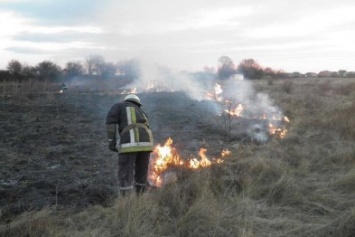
[268,116,289,138]
[120,81,175,94]
[152,137,182,174]
[269,123,288,138]
[205,83,290,139]
[148,138,231,187]
[221,149,231,157]
[214,83,223,95]
[225,104,244,117]
[188,148,212,169]
[206,83,223,101]
[216,159,224,164]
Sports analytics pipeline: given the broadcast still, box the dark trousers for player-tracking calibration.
[118,152,150,195]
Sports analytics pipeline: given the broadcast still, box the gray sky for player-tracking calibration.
[1,0,354,73]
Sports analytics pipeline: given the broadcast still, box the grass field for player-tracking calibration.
[1,77,355,236]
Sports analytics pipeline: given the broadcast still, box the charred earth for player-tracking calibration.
[0,91,273,220]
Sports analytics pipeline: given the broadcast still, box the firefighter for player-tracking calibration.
[106,94,154,196]
[61,83,68,93]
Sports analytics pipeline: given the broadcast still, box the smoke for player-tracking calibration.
[218,75,254,103]
[61,59,285,125]
[63,76,100,92]
[247,93,282,118]
[221,77,285,121]
[125,60,215,101]
[125,61,285,125]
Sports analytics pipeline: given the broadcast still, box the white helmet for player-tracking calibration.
[124,94,141,105]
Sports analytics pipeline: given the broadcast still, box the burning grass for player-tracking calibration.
[148,137,230,187]
[1,78,355,236]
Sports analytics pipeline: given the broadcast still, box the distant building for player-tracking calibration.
[233,73,244,80]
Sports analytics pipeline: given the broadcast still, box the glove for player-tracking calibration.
[106,124,118,152]
[109,140,118,152]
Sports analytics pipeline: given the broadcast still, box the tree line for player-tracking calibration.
[0,55,140,83]
[1,55,353,83]
[216,56,355,80]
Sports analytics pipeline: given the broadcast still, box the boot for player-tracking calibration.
[135,185,146,195]
[120,189,130,197]
[119,186,133,197]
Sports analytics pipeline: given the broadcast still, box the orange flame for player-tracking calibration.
[206,83,223,101]
[152,137,182,174]
[225,104,244,117]
[206,84,290,139]
[148,138,231,187]
[221,149,231,157]
[188,148,212,169]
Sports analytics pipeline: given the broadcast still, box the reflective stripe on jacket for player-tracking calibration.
[106,100,154,154]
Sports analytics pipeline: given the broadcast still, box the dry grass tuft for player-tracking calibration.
[334,168,355,194]
[281,80,293,94]
[327,103,355,140]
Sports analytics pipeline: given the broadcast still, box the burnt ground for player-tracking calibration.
[0,91,245,220]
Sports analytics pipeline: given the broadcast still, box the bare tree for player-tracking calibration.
[21,64,37,81]
[36,61,62,82]
[264,67,275,78]
[117,59,140,81]
[7,59,23,81]
[85,55,105,77]
[64,61,85,80]
[100,62,117,79]
[237,59,264,79]
[7,60,22,75]
[217,56,237,80]
[35,61,62,91]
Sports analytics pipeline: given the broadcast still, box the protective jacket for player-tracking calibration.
[106,100,154,154]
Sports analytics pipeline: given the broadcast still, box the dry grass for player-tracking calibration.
[1,78,355,236]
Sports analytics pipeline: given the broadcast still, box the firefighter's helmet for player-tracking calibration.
[124,94,141,105]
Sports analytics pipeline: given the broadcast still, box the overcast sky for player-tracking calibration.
[1,0,354,73]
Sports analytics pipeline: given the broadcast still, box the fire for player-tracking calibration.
[148,138,231,187]
[269,123,288,138]
[206,83,223,101]
[206,83,290,139]
[152,137,182,174]
[221,149,231,157]
[119,81,174,94]
[266,115,289,138]
[225,104,244,117]
[188,148,212,169]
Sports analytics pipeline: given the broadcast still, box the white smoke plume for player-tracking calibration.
[221,77,285,120]
[124,60,214,101]
[125,61,285,124]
